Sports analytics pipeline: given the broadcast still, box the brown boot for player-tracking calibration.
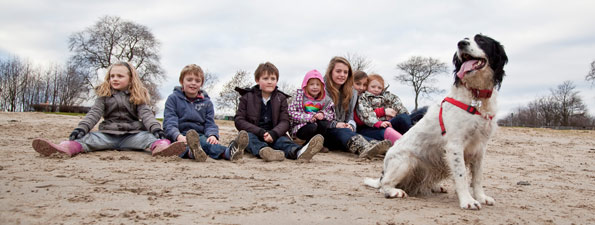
[296,134,323,162]
[359,139,391,159]
[186,130,207,162]
[259,147,285,162]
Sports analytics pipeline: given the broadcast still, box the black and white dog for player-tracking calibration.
[364,34,508,210]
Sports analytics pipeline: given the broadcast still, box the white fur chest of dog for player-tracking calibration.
[364,34,508,210]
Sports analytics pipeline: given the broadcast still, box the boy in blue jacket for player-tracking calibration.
[164,64,248,162]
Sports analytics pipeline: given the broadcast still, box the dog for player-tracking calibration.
[364,34,508,210]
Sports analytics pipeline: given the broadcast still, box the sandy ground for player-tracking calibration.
[0,112,594,225]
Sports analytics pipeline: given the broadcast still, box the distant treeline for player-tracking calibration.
[497,81,595,129]
[0,56,89,113]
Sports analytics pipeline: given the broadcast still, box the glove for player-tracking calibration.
[69,128,86,140]
[152,129,166,139]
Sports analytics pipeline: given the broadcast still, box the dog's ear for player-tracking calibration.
[452,52,462,86]
[488,37,508,89]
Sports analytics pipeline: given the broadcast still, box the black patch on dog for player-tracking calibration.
[452,34,508,89]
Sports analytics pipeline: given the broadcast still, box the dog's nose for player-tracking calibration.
[458,40,469,48]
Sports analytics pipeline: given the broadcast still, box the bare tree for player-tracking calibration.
[277,81,299,98]
[550,81,586,126]
[1,56,24,112]
[68,15,164,106]
[344,52,372,72]
[215,70,253,113]
[203,71,219,94]
[499,81,592,128]
[57,63,90,107]
[587,60,595,86]
[395,56,448,110]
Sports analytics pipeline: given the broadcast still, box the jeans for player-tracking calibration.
[357,127,386,141]
[179,134,227,159]
[76,131,157,152]
[390,113,413,134]
[245,132,301,159]
[323,127,358,151]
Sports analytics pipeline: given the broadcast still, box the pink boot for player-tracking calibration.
[150,139,186,157]
[32,138,82,157]
[384,127,402,145]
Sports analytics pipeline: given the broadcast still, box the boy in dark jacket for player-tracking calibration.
[234,62,323,162]
[164,64,248,162]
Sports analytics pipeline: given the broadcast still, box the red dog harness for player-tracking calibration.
[439,97,494,135]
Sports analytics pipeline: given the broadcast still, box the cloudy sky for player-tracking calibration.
[1,0,594,119]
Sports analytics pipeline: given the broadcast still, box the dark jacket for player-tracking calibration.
[234,85,291,143]
[77,90,161,135]
[163,87,219,141]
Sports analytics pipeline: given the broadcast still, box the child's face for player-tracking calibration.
[109,65,131,91]
[331,63,349,86]
[257,72,278,95]
[180,73,203,98]
[354,78,368,94]
[367,79,383,96]
[306,78,323,98]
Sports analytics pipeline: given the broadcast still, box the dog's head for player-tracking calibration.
[453,34,508,89]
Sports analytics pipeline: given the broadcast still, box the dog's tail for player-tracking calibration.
[364,177,381,189]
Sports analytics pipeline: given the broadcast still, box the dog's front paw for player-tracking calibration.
[383,188,408,198]
[476,195,495,206]
[460,199,482,210]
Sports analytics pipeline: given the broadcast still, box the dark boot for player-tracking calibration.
[226,130,249,161]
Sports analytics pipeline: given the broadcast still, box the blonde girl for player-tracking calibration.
[32,62,185,157]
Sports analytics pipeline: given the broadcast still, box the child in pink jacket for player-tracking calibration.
[288,69,335,142]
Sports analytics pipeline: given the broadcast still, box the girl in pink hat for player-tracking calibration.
[288,69,335,142]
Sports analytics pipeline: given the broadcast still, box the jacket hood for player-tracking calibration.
[301,69,326,100]
[235,85,291,98]
[173,86,210,100]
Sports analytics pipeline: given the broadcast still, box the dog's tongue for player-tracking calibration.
[457,60,479,79]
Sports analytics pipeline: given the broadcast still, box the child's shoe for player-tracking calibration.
[32,139,82,157]
[259,147,285,162]
[359,139,392,159]
[151,139,186,157]
[227,130,249,161]
[296,134,323,162]
[186,129,207,162]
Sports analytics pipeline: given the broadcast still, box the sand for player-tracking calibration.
[0,112,594,224]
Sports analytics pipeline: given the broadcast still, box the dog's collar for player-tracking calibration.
[439,97,493,136]
[460,81,493,98]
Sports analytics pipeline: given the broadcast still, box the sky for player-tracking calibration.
[1,0,595,119]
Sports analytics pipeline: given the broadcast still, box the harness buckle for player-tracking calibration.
[466,106,477,114]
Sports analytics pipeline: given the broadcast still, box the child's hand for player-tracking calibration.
[152,129,166,139]
[206,136,219,145]
[263,132,273,143]
[177,135,187,144]
[310,115,317,123]
[380,121,391,128]
[385,108,397,117]
[69,128,86,141]
[336,122,350,129]
[314,112,324,120]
